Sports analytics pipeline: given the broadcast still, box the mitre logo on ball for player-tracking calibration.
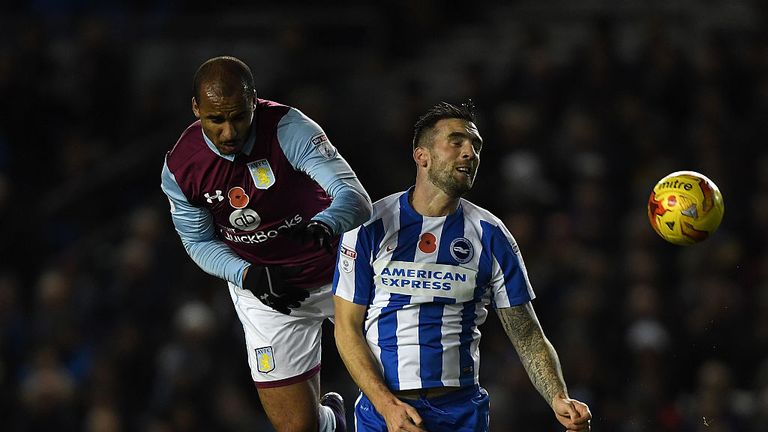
[647,170,725,245]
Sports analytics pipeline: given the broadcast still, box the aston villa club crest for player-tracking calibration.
[248,159,276,190]
[255,346,275,373]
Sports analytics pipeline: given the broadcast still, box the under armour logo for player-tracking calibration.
[204,190,224,203]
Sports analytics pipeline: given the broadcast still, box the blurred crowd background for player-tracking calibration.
[1,0,767,431]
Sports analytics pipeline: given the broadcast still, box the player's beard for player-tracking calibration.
[427,157,474,198]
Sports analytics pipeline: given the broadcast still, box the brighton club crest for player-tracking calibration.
[450,238,474,264]
[248,159,276,190]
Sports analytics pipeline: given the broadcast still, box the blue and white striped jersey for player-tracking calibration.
[333,188,535,391]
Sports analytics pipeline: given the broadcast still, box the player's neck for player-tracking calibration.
[410,182,460,217]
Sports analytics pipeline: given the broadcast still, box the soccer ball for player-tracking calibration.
[647,171,725,245]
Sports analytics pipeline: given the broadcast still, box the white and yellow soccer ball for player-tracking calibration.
[647,171,725,245]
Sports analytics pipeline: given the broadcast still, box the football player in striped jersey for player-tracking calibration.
[333,101,591,431]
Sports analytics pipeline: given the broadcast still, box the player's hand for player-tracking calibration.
[378,398,426,432]
[552,393,591,431]
[290,220,335,254]
[242,265,310,315]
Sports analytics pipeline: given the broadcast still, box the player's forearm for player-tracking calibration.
[497,304,568,407]
[521,333,568,406]
[313,185,372,235]
[335,323,399,409]
[183,238,249,286]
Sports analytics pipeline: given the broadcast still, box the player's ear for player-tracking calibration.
[413,146,429,168]
[192,97,201,119]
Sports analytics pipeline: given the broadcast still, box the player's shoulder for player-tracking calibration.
[271,102,321,136]
[460,198,503,226]
[346,192,403,233]
[369,191,406,222]
[257,98,319,146]
[340,192,402,241]
[461,199,518,245]
[166,120,207,168]
[257,98,293,124]
[257,97,290,111]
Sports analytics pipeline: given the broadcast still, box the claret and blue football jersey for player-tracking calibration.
[333,188,535,391]
[161,99,371,289]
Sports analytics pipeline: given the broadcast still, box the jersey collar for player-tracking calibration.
[404,186,465,219]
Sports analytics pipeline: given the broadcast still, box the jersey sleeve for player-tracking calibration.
[277,108,372,234]
[161,159,250,286]
[333,225,375,305]
[483,221,536,308]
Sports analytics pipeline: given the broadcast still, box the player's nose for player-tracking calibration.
[221,122,238,140]
[460,141,478,160]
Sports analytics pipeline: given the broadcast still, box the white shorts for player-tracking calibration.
[227,281,334,387]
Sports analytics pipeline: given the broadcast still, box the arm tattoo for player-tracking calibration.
[497,303,567,406]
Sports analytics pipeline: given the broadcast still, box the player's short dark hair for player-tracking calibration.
[412,100,477,149]
[193,56,256,102]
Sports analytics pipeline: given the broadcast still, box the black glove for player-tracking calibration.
[242,265,309,315]
[291,220,335,254]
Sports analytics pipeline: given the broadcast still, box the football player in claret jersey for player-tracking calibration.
[333,101,592,431]
[161,56,372,432]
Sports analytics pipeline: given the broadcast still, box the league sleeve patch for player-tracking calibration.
[340,245,357,259]
[311,133,328,146]
[339,244,356,273]
[340,256,354,273]
[310,133,337,159]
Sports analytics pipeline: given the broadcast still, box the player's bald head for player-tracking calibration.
[193,56,256,102]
